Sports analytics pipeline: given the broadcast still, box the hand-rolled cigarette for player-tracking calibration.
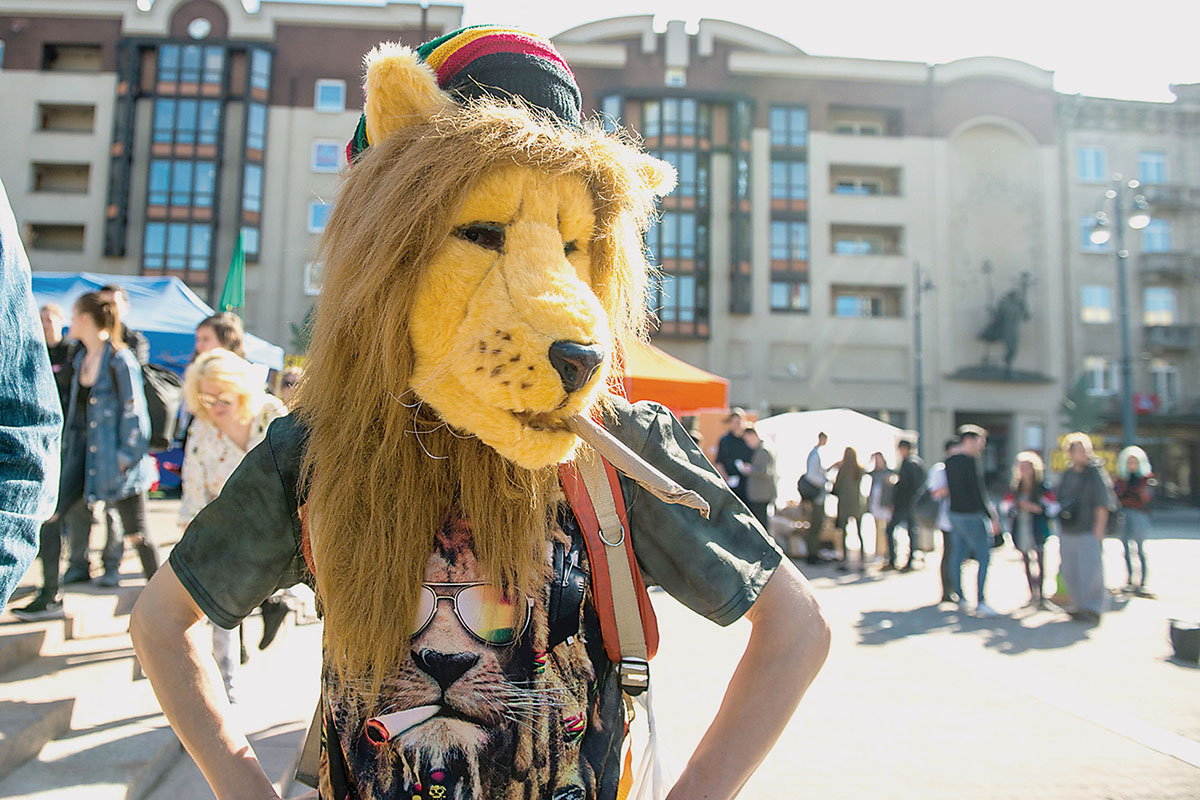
[567,412,711,519]
[364,704,441,747]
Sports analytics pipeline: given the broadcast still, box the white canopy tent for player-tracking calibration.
[755,408,912,505]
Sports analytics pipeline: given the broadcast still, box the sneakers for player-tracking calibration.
[974,602,1000,618]
[97,570,121,588]
[62,565,92,585]
[956,600,971,615]
[12,593,65,621]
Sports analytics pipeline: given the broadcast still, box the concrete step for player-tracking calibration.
[0,622,64,675]
[0,698,75,782]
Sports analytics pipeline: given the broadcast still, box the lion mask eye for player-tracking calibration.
[563,240,578,256]
[457,223,505,252]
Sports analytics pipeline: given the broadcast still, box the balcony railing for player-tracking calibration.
[1140,183,1194,208]
[1139,251,1199,280]
[1144,325,1200,350]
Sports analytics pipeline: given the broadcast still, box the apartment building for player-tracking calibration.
[1060,87,1200,498]
[0,0,461,348]
[557,17,1066,478]
[1,3,1195,494]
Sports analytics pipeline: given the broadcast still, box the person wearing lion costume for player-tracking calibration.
[131,26,829,800]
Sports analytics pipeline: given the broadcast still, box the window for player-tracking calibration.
[250,49,271,91]
[658,274,697,323]
[770,221,808,262]
[315,79,346,112]
[1144,287,1178,325]
[1080,285,1114,323]
[1084,356,1118,396]
[831,227,898,256]
[148,160,215,207]
[600,95,622,132]
[833,121,881,136]
[312,140,342,172]
[1142,219,1171,253]
[158,44,179,82]
[1077,146,1107,182]
[646,212,700,260]
[1149,359,1179,411]
[833,178,881,195]
[246,103,267,151]
[770,160,807,200]
[769,106,807,148]
[32,163,89,194]
[241,226,260,260]
[770,280,809,313]
[640,99,709,139]
[153,99,220,145]
[1081,216,1110,252]
[1138,150,1167,185]
[831,285,903,318]
[656,150,705,199]
[242,164,263,214]
[143,221,211,272]
[308,200,332,233]
[0,40,5,70]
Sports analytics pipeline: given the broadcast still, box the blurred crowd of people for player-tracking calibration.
[7,272,305,700]
[712,411,1159,624]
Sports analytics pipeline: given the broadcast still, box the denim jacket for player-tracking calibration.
[65,343,155,502]
[0,179,63,605]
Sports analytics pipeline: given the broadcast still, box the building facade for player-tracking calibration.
[1060,88,1200,498]
[1,2,1196,495]
[0,0,461,350]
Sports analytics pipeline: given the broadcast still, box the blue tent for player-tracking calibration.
[31,272,285,373]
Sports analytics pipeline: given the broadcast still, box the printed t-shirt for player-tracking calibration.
[169,398,783,800]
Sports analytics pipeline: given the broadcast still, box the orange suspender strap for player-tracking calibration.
[559,449,660,696]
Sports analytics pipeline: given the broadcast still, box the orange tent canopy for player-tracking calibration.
[619,340,729,417]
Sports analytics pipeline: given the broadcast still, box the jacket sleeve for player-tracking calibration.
[0,179,63,607]
[112,350,150,470]
[610,401,784,627]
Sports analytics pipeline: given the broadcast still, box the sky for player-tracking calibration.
[274,0,1200,102]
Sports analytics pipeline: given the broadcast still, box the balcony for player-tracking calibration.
[1140,184,1194,208]
[1139,252,1199,281]
[1144,325,1200,351]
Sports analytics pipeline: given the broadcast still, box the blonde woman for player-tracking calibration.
[1000,451,1059,608]
[179,348,287,703]
[1114,446,1155,595]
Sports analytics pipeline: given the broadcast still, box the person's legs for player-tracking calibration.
[100,503,124,576]
[1033,545,1046,603]
[972,518,991,604]
[883,515,899,568]
[1126,509,1149,587]
[939,529,955,601]
[902,509,920,569]
[853,515,867,569]
[1075,534,1106,616]
[210,622,240,704]
[947,514,970,603]
[804,498,826,564]
[113,492,157,579]
[1021,549,1036,602]
[37,519,63,598]
[1120,518,1135,586]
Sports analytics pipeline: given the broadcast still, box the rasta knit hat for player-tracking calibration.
[347,25,581,164]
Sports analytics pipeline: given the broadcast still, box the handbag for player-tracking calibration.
[797,476,822,501]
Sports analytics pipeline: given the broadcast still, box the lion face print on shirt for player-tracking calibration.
[319,511,610,800]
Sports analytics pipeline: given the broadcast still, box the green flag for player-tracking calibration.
[219,230,245,314]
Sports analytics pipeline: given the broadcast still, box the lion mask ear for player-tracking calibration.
[362,42,454,146]
[637,153,676,198]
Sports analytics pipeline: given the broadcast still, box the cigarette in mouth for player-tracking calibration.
[567,411,710,518]
[364,704,442,747]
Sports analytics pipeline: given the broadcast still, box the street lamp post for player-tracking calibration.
[912,261,934,459]
[1090,176,1151,447]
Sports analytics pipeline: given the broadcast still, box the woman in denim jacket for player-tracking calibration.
[16,293,158,618]
[69,292,158,577]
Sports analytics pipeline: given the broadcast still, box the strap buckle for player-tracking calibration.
[619,657,650,696]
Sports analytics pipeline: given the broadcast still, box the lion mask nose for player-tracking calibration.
[548,341,606,394]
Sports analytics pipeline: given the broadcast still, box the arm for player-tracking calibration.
[0,180,63,605]
[130,563,279,800]
[113,351,150,470]
[666,560,830,800]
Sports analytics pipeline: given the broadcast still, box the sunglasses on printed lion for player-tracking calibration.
[413,582,532,646]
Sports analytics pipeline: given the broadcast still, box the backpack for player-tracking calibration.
[110,360,183,452]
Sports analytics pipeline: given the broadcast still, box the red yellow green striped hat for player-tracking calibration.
[348,25,581,163]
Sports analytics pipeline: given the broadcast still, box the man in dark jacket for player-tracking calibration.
[884,439,926,571]
[99,284,150,366]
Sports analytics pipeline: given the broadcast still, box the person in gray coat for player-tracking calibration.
[1056,432,1117,623]
[741,426,777,530]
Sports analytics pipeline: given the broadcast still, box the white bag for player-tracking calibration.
[623,684,679,800]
